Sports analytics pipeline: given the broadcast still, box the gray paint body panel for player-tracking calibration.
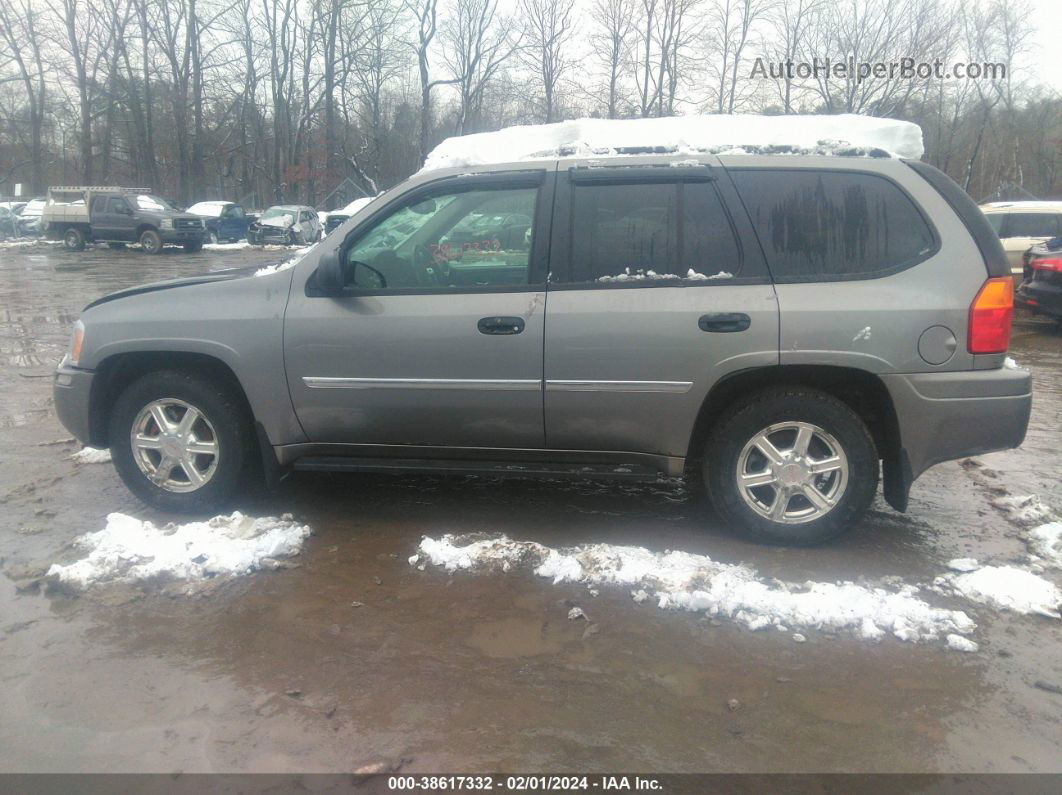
[55,153,1032,501]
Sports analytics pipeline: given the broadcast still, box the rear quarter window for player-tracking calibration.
[731,169,937,282]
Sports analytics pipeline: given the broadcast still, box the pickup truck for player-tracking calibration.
[42,186,207,254]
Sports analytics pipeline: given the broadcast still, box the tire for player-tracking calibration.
[109,370,254,513]
[107,242,127,250]
[704,388,878,546]
[63,227,86,251]
[183,241,203,253]
[139,228,163,254]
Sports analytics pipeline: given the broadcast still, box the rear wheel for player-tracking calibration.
[63,227,86,251]
[139,228,163,254]
[109,370,254,512]
[704,388,878,545]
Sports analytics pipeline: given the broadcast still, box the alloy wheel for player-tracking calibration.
[735,421,849,524]
[130,398,220,492]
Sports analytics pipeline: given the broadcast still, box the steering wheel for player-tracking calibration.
[413,243,448,286]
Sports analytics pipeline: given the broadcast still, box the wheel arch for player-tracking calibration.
[88,350,256,450]
[687,365,908,511]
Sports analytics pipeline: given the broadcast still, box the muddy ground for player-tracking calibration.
[0,240,1059,773]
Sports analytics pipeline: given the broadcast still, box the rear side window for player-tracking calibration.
[1001,213,1061,238]
[731,169,936,280]
[568,181,741,282]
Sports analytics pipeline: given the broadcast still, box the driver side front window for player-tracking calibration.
[343,187,537,291]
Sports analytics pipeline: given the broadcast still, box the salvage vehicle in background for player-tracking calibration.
[248,205,321,245]
[0,204,18,238]
[185,201,252,244]
[321,197,374,236]
[1018,239,1062,324]
[16,197,46,236]
[981,201,1062,286]
[42,187,207,254]
[53,143,1031,546]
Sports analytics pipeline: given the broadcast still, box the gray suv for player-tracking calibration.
[53,154,1032,545]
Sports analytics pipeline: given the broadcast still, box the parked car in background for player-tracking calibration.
[1018,238,1062,324]
[0,205,19,238]
[321,197,374,236]
[248,205,321,245]
[42,186,206,254]
[980,201,1062,284]
[16,197,46,236]
[53,151,1030,546]
[186,201,252,244]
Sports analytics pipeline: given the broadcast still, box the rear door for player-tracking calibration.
[542,162,779,458]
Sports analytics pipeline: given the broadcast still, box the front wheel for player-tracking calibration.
[139,228,163,254]
[704,388,879,546]
[63,227,86,251]
[109,370,254,512]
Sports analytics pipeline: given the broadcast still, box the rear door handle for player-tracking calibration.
[698,313,751,333]
[478,316,525,335]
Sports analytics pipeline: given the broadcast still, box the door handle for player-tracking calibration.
[478,316,525,335]
[698,313,751,333]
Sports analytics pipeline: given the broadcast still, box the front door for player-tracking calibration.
[284,172,553,449]
[542,163,779,458]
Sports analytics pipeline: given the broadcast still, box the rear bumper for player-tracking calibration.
[1019,280,1062,318]
[881,367,1032,483]
[53,360,96,445]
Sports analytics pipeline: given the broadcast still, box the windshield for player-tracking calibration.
[261,207,296,225]
[135,194,178,212]
[186,202,225,217]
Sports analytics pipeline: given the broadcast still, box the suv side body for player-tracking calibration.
[53,154,1032,544]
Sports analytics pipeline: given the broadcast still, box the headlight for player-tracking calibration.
[68,320,85,367]
[160,219,173,229]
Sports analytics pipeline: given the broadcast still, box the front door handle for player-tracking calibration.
[478,316,525,335]
[699,312,751,333]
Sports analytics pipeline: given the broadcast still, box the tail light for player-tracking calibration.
[1030,256,1062,273]
[968,277,1013,354]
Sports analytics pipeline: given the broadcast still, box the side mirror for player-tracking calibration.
[352,261,387,289]
[315,250,344,294]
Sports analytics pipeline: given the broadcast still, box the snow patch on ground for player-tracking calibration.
[70,447,111,464]
[411,535,976,647]
[947,558,980,572]
[203,241,253,251]
[943,565,1061,618]
[1003,356,1020,369]
[421,115,923,172]
[48,512,312,587]
[852,326,872,341]
[0,238,61,248]
[991,494,1057,525]
[1028,523,1062,569]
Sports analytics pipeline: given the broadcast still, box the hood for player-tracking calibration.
[83,266,258,310]
[257,214,295,229]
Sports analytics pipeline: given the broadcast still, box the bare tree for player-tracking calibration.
[0,0,49,192]
[519,0,576,123]
[589,0,637,118]
[704,0,771,114]
[442,0,522,134]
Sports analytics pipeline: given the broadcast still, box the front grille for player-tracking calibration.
[175,218,202,229]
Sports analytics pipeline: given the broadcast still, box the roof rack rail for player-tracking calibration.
[48,186,154,193]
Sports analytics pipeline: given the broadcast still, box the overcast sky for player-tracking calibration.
[1025,0,1062,93]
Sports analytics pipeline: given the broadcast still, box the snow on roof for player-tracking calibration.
[420,114,924,173]
[341,196,374,215]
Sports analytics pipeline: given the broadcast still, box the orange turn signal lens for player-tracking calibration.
[967,278,1013,354]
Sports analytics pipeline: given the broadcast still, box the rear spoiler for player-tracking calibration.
[903,160,1009,279]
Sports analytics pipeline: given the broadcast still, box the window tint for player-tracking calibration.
[569,181,740,283]
[343,187,537,291]
[731,170,936,279]
[1002,213,1061,239]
